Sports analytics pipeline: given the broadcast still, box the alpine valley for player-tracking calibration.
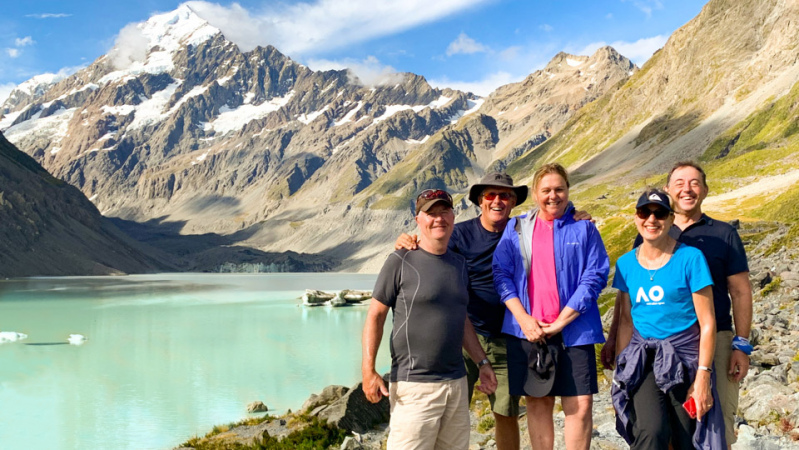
[2,0,798,278]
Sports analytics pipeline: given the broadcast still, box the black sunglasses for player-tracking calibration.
[417,189,453,204]
[636,207,671,220]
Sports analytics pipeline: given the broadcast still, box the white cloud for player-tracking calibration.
[306,55,404,86]
[15,37,35,47]
[0,83,16,105]
[577,35,667,65]
[498,46,522,61]
[446,32,488,56]
[623,0,663,18]
[108,23,149,70]
[186,0,491,56]
[25,13,72,19]
[539,24,553,32]
[605,13,614,19]
[429,71,518,96]
[6,48,20,58]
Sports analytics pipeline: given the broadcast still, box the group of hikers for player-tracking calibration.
[361,161,753,450]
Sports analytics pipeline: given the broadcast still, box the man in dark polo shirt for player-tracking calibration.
[602,161,753,447]
[362,188,497,450]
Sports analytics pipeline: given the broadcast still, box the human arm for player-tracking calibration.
[462,318,497,394]
[394,233,419,250]
[541,306,579,336]
[362,299,390,403]
[615,291,633,355]
[573,209,593,222]
[505,297,546,342]
[600,291,625,369]
[689,286,716,422]
[728,271,753,381]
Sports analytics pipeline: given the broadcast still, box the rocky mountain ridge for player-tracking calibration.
[0,131,169,277]
[0,4,636,271]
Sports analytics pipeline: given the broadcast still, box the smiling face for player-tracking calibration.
[416,203,455,245]
[479,187,517,229]
[535,173,569,220]
[665,165,708,216]
[635,204,674,243]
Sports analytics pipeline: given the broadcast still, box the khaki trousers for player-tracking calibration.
[388,377,470,450]
[715,330,739,445]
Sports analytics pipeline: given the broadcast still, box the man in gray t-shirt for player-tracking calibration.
[362,189,497,449]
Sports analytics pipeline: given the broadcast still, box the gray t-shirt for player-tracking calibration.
[373,248,469,382]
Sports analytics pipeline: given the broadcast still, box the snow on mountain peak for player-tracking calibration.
[105,4,220,78]
[141,4,220,51]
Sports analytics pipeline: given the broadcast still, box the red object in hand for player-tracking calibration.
[682,397,697,419]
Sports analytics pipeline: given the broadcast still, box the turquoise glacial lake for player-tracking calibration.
[0,273,388,450]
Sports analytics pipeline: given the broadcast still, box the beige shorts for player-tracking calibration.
[388,377,470,450]
[715,330,739,445]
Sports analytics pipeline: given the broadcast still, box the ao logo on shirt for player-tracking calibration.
[636,286,665,305]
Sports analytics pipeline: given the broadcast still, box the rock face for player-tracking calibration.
[0,132,169,277]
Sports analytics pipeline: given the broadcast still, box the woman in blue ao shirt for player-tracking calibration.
[612,189,725,449]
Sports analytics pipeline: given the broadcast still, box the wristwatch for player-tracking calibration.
[698,365,713,373]
[477,358,490,368]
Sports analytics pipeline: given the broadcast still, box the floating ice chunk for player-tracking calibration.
[0,331,28,343]
[68,334,87,345]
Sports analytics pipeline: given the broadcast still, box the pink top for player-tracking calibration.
[527,217,561,323]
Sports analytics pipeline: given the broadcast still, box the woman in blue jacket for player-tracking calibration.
[493,163,609,450]
[612,189,724,449]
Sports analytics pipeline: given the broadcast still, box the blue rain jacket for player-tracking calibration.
[492,204,609,346]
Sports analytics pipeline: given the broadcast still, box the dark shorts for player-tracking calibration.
[506,334,598,397]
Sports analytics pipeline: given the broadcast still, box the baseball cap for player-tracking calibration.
[635,189,673,212]
[415,189,453,215]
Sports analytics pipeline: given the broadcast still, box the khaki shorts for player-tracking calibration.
[715,330,739,445]
[388,377,470,450]
[463,334,520,417]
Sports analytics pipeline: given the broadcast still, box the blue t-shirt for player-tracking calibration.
[613,244,713,339]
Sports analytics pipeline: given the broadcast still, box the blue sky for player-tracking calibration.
[0,0,706,101]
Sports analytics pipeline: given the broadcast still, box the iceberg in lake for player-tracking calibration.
[0,331,28,343]
[68,334,87,346]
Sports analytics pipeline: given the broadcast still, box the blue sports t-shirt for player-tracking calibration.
[613,244,713,339]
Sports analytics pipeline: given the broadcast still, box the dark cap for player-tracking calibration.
[468,172,528,206]
[635,189,673,212]
[415,189,453,216]
[524,340,557,398]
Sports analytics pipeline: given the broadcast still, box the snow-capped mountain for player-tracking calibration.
[0,5,635,271]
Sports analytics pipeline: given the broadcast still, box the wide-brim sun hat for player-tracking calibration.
[524,340,557,398]
[468,172,528,206]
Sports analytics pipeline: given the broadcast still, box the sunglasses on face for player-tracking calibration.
[482,192,515,202]
[636,207,671,220]
[417,189,453,204]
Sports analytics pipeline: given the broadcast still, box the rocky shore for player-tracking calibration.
[179,223,799,449]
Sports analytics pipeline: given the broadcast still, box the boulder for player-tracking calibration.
[247,401,269,413]
[302,385,350,413]
[318,379,390,434]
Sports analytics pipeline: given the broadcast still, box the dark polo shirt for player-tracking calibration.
[634,214,749,332]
